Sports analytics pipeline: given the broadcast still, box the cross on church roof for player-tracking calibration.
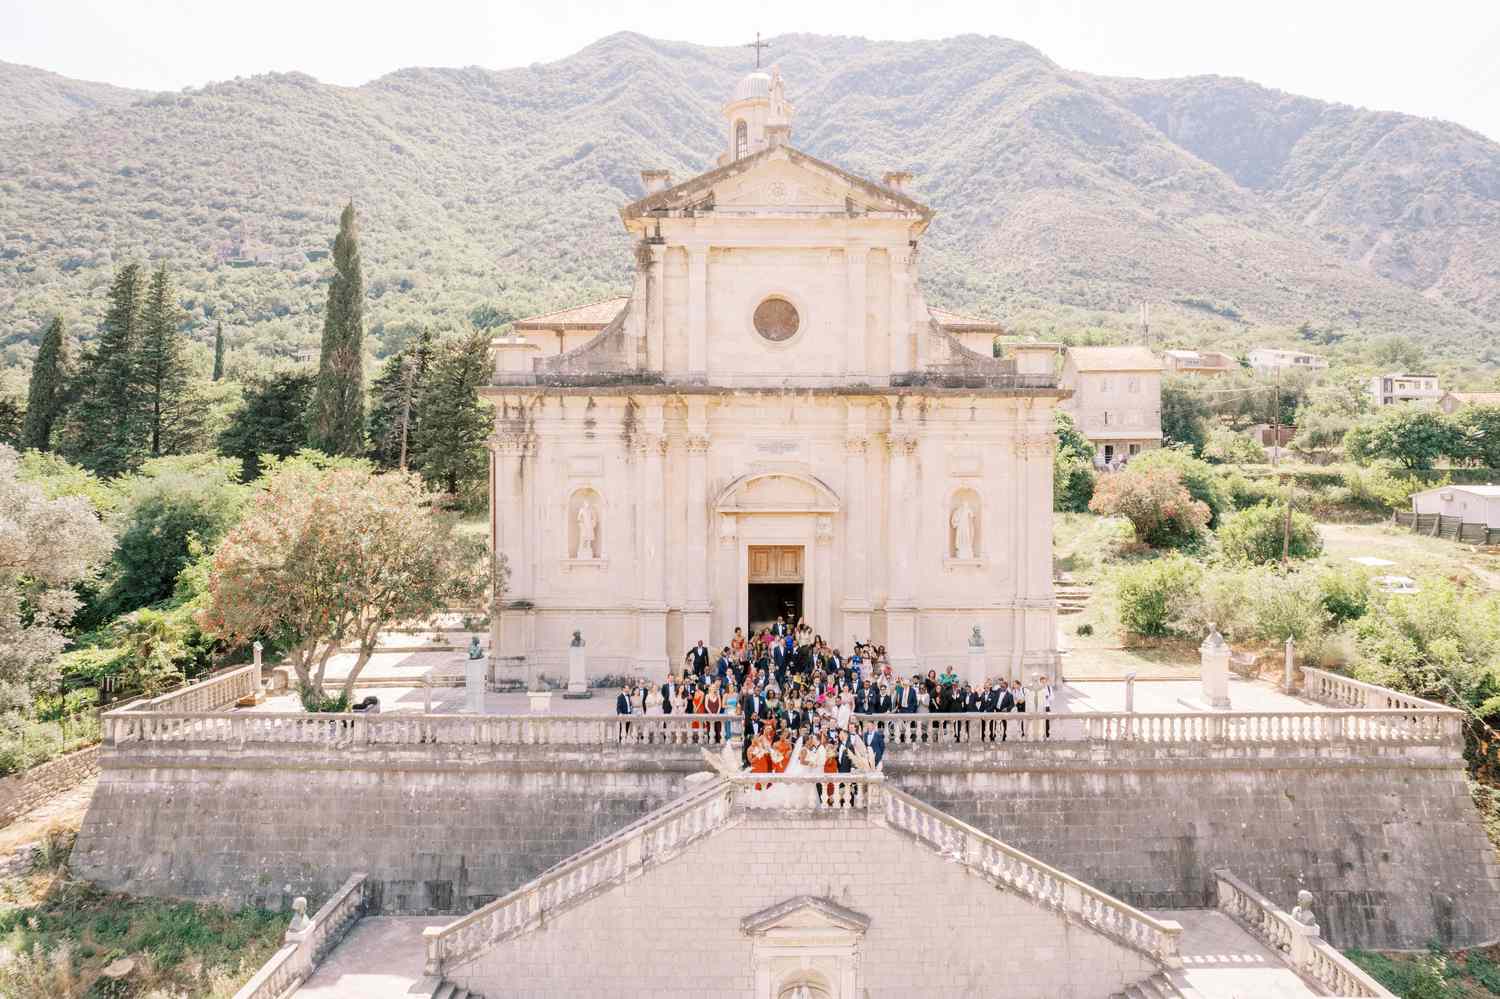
[746,32,771,68]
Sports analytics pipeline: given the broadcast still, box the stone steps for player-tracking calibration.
[430,981,483,999]
[1112,971,1183,998]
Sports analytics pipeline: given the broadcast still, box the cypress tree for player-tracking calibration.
[411,331,493,500]
[66,262,145,476]
[367,328,434,470]
[21,316,69,451]
[0,397,22,447]
[218,371,315,481]
[139,264,196,458]
[307,202,366,455]
[212,321,225,381]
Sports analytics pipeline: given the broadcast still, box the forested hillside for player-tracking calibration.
[3,31,1500,382]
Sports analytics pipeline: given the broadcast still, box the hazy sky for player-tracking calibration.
[5,0,1500,141]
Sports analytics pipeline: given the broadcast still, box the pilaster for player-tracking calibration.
[885,426,920,671]
[687,244,708,379]
[634,402,669,678]
[647,243,666,371]
[846,247,868,378]
[682,398,712,649]
[889,249,911,375]
[841,408,872,650]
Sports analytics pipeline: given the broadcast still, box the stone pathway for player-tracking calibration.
[293,916,434,998]
[1151,909,1319,998]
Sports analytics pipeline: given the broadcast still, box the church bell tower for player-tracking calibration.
[721,66,794,165]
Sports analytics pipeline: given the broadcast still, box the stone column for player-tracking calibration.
[1283,636,1297,692]
[885,428,918,670]
[1021,428,1059,676]
[1008,434,1028,683]
[1200,625,1231,709]
[841,426,872,650]
[889,250,911,375]
[635,406,669,679]
[687,244,708,379]
[647,244,666,371]
[683,400,712,648]
[846,247,868,378]
[815,515,834,639]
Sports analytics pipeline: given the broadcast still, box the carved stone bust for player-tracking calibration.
[288,896,311,932]
[1291,889,1318,931]
[570,629,585,648]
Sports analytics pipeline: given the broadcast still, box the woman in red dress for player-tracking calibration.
[690,685,706,737]
[748,723,774,790]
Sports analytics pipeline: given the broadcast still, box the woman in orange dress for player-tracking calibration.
[748,724,774,790]
[690,685,706,736]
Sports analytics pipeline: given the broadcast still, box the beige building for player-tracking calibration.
[1369,372,1442,406]
[484,68,1065,684]
[1437,390,1500,415]
[1058,346,1163,463]
[1248,347,1328,372]
[1163,348,1235,377]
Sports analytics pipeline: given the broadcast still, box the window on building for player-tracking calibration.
[735,120,747,160]
[1099,377,1112,393]
[1127,376,1140,393]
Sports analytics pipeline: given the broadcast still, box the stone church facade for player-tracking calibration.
[485,68,1065,684]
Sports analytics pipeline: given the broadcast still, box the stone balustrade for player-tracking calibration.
[1300,667,1451,713]
[124,663,259,714]
[232,872,367,999]
[882,787,1182,966]
[423,777,737,976]
[1213,869,1394,998]
[422,773,1176,980]
[102,706,1464,754]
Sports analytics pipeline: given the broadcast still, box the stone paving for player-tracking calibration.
[1152,909,1320,998]
[293,915,433,999]
[248,667,1321,717]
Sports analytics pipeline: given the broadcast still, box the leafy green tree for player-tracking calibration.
[0,445,114,708]
[368,328,434,470]
[1216,502,1323,564]
[1088,464,1211,549]
[1201,428,1266,465]
[1160,376,1212,454]
[139,264,199,458]
[1127,447,1231,527]
[94,455,249,621]
[1053,410,1096,512]
[218,372,314,480]
[64,263,146,476]
[1345,407,1458,470]
[21,316,69,451]
[212,321,226,382]
[111,606,190,696]
[199,463,487,705]
[412,331,493,501]
[0,398,21,447]
[1452,405,1500,468]
[1354,578,1500,713]
[307,202,366,456]
[1289,407,1353,464]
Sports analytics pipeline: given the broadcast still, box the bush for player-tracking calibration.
[1115,557,1203,638]
[1247,571,1327,643]
[1340,466,1444,514]
[1202,429,1266,465]
[1128,448,1231,526]
[1353,577,1500,712]
[1217,502,1323,564]
[1089,465,1211,549]
[1053,455,1096,513]
[1219,470,1279,511]
[296,683,351,713]
[1317,566,1372,626]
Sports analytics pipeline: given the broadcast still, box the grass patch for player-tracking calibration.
[1346,946,1500,998]
[0,824,290,999]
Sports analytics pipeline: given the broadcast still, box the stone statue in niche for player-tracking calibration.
[950,502,976,559]
[969,625,984,648]
[576,501,598,559]
[571,629,585,647]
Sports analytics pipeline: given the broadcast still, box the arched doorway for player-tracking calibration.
[776,972,833,999]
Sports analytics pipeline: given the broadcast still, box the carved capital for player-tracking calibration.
[815,515,834,543]
[886,433,919,457]
[495,431,536,456]
[1020,432,1056,458]
[717,514,738,546]
[684,434,712,455]
[843,436,869,456]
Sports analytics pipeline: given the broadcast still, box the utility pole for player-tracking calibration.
[1282,475,1295,570]
[1271,363,1282,468]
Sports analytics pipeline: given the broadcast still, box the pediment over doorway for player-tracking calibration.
[715,471,840,514]
[741,895,871,937]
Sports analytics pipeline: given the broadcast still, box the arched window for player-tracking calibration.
[735,120,747,160]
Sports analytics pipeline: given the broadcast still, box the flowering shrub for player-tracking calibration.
[1088,465,1211,548]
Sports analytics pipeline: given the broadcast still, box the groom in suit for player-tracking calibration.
[660,674,680,714]
[862,719,886,767]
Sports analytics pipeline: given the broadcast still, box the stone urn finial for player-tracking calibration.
[1201,622,1227,651]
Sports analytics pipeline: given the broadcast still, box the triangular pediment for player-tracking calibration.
[741,895,871,936]
[621,146,932,224]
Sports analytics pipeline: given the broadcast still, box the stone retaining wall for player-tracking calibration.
[71,738,1500,950]
[0,745,100,827]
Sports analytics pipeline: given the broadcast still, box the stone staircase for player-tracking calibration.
[1055,575,1091,616]
[1113,972,1186,998]
[426,981,483,999]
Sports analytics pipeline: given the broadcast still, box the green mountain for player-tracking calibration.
[0,60,147,131]
[2,32,1499,380]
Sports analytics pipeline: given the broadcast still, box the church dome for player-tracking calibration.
[731,71,771,103]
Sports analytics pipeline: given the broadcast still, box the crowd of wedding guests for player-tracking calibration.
[612,616,1059,760]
